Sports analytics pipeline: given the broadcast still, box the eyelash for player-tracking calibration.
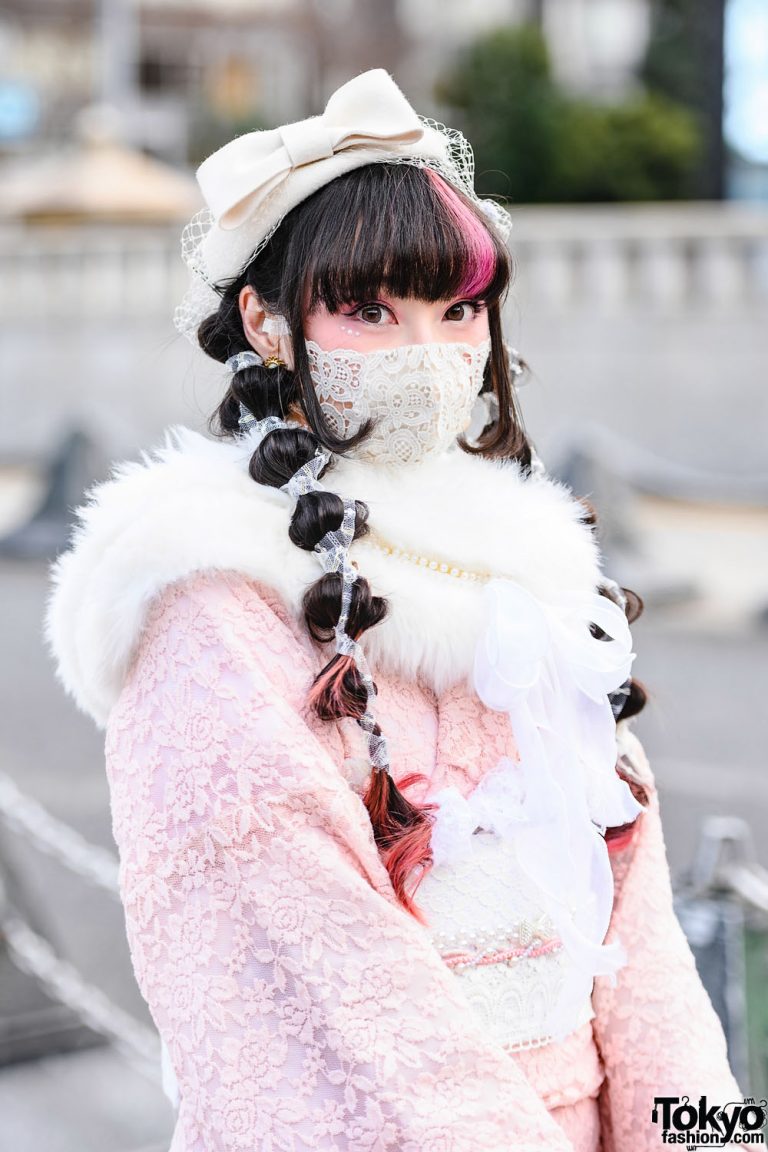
[344,299,487,323]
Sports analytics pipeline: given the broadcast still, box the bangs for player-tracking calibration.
[294,163,510,314]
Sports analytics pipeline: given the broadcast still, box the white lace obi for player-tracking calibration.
[410,577,645,1051]
[417,827,595,1052]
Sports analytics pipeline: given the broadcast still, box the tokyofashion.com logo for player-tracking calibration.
[652,1095,767,1146]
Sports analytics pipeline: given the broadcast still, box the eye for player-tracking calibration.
[349,302,394,325]
[445,300,486,322]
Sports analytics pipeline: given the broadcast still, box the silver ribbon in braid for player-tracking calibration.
[239,402,391,775]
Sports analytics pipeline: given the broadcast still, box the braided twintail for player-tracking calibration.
[241,404,436,919]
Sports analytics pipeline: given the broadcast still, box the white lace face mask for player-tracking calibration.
[306,337,492,466]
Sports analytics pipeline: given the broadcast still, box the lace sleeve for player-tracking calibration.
[592,729,742,1152]
[105,570,576,1152]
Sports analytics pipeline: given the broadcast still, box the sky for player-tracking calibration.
[724,0,768,164]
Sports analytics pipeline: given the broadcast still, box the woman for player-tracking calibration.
[47,70,739,1151]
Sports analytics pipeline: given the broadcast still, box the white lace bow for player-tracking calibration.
[429,578,644,1039]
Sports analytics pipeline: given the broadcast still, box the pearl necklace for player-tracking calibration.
[356,529,495,583]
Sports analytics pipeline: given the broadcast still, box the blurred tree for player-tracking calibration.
[436,26,563,203]
[437,25,701,203]
[556,94,702,201]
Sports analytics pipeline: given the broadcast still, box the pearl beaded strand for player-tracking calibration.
[362,529,495,584]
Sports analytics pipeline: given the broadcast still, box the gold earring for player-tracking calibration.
[263,354,287,370]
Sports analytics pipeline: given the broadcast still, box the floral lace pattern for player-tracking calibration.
[592,730,743,1151]
[306,337,490,465]
[105,571,740,1152]
[107,571,576,1151]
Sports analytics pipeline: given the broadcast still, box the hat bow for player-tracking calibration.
[196,69,430,230]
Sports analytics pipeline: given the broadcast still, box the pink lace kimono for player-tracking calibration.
[104,567,739,1152]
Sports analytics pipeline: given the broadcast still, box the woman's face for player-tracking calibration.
[303,294,491,352]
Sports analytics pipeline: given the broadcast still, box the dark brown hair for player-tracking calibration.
[198,162,647,915]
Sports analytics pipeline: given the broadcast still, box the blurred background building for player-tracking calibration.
[1,0,756,187]
[0,2,766,1150]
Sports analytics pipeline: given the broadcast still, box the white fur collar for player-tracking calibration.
[46,426,603,727]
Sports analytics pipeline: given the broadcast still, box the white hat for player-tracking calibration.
[174,68,512,343]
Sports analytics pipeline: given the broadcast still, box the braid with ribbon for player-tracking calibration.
[230,360,436,919]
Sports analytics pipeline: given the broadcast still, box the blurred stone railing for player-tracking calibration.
[0,224,189,321]
[508,202,768,314]
[1,203,766,473]
[0,203,767,321]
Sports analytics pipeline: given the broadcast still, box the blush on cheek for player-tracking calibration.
[305,307,373,350]
[303,307,347,351]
